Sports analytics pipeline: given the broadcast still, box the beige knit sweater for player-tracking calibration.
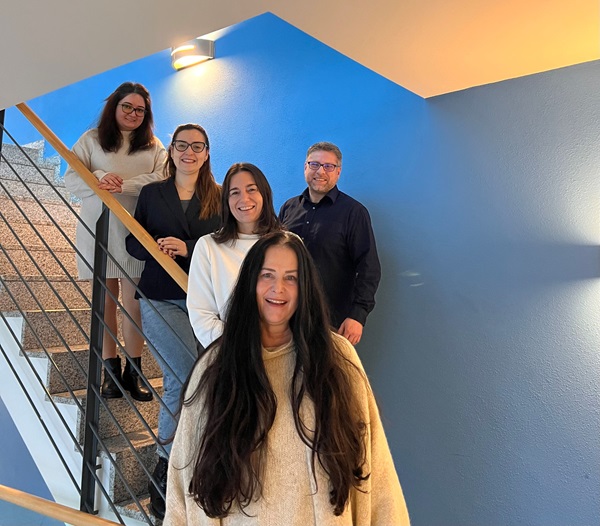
[164,333,410,526]
[64,129,166,279]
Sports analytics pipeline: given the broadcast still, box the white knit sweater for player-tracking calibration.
[164,333,410,526]
[64,129,166,279]
[187,233,260,348]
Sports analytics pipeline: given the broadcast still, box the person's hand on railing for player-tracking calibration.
[98,172,124,193]
[157,236,188,258]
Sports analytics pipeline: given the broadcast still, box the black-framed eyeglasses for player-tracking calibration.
[306,161,339,173]
[119,102,146,117]
[172,140,207,153]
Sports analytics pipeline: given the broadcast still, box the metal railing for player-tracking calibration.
[0,105,197,524]
[0,484,119,526]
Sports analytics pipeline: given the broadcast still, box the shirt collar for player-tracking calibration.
[301,185,340,205]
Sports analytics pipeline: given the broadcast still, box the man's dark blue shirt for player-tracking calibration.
[279,186,381,329]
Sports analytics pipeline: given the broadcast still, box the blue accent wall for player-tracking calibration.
[5,12,600,526]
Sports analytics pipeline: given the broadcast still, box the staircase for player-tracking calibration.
[0,140,164,524]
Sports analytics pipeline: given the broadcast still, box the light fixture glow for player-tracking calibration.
[171,38,214,71]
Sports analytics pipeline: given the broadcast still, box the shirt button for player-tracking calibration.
[306,221,309,224]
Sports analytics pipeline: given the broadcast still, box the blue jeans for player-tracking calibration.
[140,298,199,458]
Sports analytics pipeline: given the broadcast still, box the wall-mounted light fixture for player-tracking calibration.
[171,38,215,71]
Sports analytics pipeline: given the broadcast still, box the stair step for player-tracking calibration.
[14,308,90,350]
[0,161,58,188]
[52,376,162,442]
[102,428,159,505]
[0,220,77,251]
[0,246,79,278]
[114,494,160,525]
[0,157,60,185]
[0,178,70,203]
[40,344,162,395]
[0,278,91,311]
[0,141,58,168]
[0,196,79,225]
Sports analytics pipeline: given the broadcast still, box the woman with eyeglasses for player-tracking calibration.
[65,82,166,402]
[126,123,221,520]
[186,162,281,349]
[164,231,410,525]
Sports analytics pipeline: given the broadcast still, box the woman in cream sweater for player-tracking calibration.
[64,82,166,401]
[165,231,410,525]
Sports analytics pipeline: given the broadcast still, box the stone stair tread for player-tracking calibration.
[51,376,163,403]
[0,273,84,283]
[44,344,163,395]
[101,427,157,455]
[0,196,80,225]
[0,247,79,278]
[114,494,160,525]
[0,279,91,311]
[25,342,89,357]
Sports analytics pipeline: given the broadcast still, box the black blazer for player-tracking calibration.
[126,177,220,300]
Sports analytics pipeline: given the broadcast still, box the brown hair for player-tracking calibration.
[165,123,221,220]
[96,82,155,154]
[212,162,280,244]
[185,231,368,517]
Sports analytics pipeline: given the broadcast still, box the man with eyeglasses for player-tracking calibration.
[279,141,381,345]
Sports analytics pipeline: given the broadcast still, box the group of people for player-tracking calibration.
[65,81,408,525]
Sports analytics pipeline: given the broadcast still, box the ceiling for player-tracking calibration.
[1,0,598,110]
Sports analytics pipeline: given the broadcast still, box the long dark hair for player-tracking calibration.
[185,231,368,517]
[166,123,221,220]
[212,163,280,244]
[97,82,155,154]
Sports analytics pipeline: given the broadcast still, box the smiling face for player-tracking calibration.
[228,170,264,234]
[115,93,146,132]
[256,244,299,341]
[170,128,209,177]
[304,149,341,202]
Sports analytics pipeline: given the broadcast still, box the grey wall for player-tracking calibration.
[365,61,600,525]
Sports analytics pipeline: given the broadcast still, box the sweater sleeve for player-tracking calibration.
[63,131,102,199]
[335,335,411,525]
[119,139,167,196]
[164,399,194,526]
[164,354,219,526]
[187,237,225,348]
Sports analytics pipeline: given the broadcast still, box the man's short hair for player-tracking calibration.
[306,142,342,165]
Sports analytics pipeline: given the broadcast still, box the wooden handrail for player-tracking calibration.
[0,484,119,526]
[16,102,188,292]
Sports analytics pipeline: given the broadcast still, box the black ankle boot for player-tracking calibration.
[149,456,168,520]
[101,357,123,398]
[121,356,153,402]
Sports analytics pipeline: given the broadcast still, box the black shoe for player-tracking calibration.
[121,356,153,402]
[101,357,123,398]
[149,456,168,520]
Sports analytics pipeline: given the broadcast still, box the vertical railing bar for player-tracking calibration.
[80,206,109,515]
[0,110,5,158]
